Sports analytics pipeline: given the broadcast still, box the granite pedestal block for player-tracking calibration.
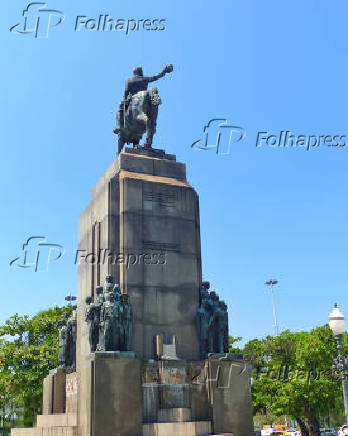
[65,372,78,414]
[207,356,254,436]
[42,368,66,414]
[80,353,143,436]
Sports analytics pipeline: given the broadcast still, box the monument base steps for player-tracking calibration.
[36,414,77,428]
[157,408,191,422]
[11,414,77,436]
[11,427,77,436]
[143,421,212,436]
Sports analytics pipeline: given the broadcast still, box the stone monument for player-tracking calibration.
[11,65,254,436]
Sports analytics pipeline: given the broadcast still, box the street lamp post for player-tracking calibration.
[265,279,279,336]
[65,295,77,310]
[328,303,348,423]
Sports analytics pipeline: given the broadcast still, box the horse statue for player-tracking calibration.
[114,64,173,153]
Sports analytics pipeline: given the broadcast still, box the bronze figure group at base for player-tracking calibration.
[85,275,133,353]
[196,281,229,358]
[58,307,77,371]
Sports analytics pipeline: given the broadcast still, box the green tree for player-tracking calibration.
[228,335,243,353]
[245,326,347,436]
[0,306,72,430]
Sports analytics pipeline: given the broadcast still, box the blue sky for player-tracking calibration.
[0,0,347,345]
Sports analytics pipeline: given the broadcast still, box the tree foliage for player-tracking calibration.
[244,326,347,436]
[0,306,72,429]
[228,335,243,353]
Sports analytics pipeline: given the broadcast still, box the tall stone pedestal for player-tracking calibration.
[77,149,203,436]
[77,148,201,364]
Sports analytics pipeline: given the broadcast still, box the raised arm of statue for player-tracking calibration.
[147,64,173,83]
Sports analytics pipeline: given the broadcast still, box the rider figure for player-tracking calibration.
[114,64,173,135]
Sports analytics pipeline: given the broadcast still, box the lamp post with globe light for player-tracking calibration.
[328,303,348,422]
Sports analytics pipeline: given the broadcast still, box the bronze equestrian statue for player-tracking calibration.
[114,64,173,153]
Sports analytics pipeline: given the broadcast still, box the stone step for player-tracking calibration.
[36,414,77,428]
[157,408,191,422]
[143,421,212,436]
[11,426,77,436]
